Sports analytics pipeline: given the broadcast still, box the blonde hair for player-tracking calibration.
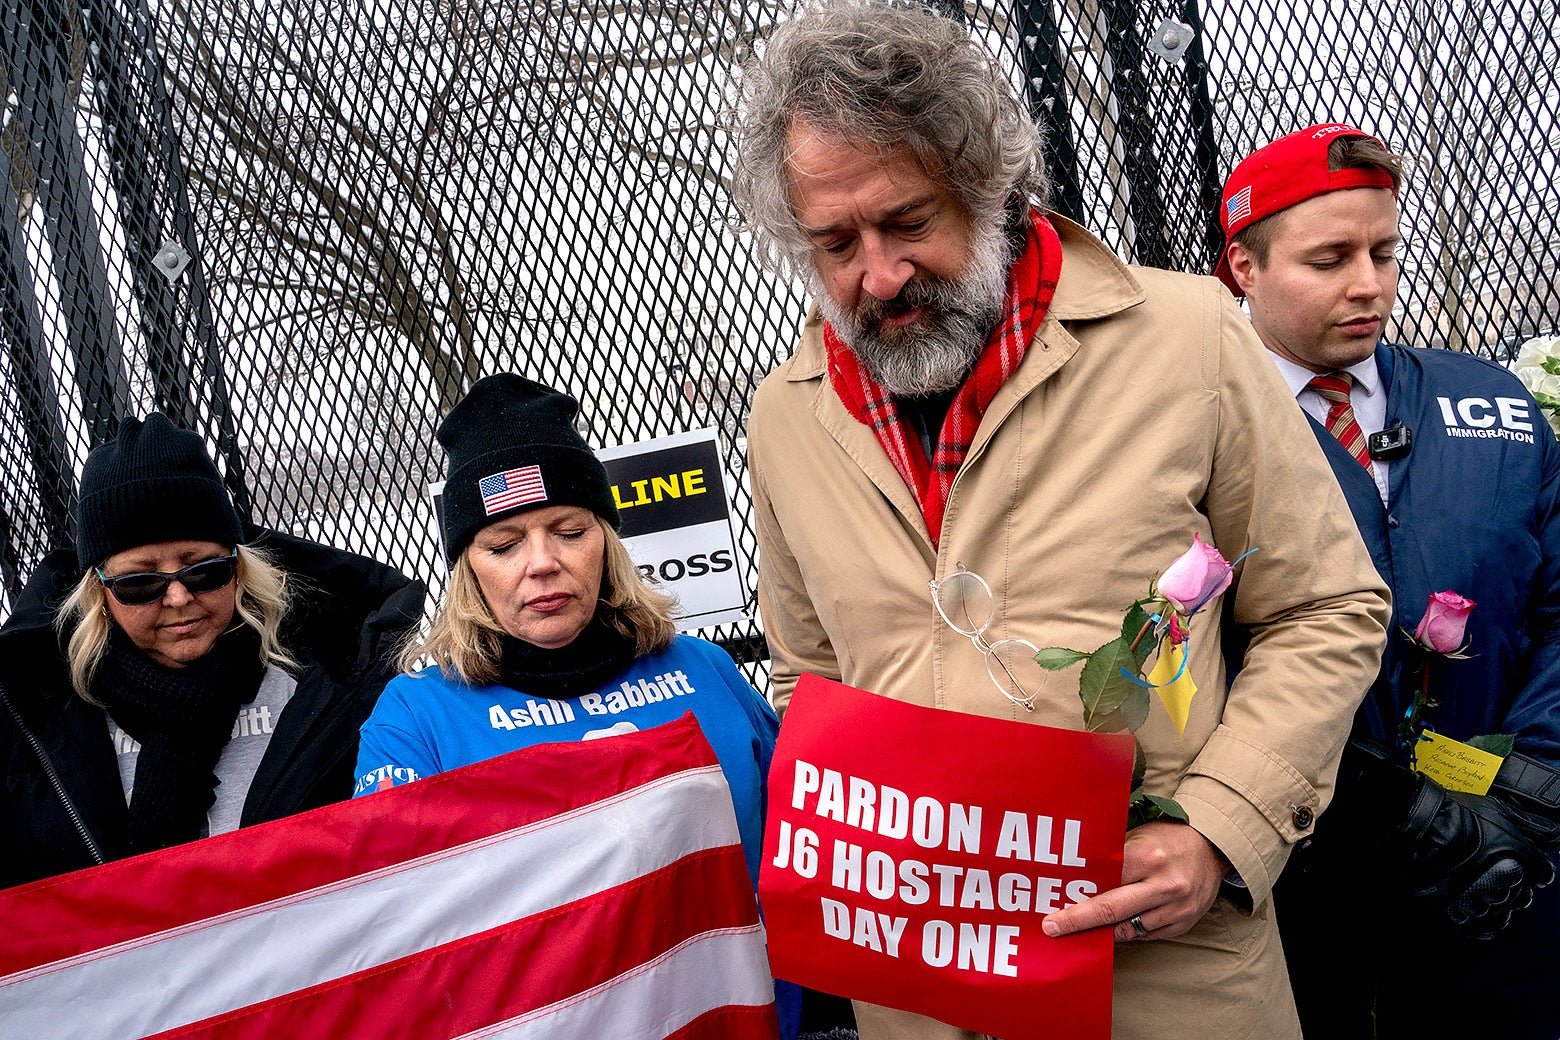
[404,517,677,686]
[58,543,297,701]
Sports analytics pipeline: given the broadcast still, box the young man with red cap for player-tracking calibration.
[1219,124,1560,1039]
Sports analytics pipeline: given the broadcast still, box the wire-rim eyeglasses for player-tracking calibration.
[928,564,1048,713]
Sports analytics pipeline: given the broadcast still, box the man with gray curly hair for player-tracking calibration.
[731,1,1048,402]
[735,2,1389,1038]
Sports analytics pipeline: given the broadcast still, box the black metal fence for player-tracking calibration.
[4,0,1558,686]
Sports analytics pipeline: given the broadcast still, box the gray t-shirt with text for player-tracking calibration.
[108,664,299,838]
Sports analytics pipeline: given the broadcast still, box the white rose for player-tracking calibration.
[1515,367,1560,401]
[1515,335,1560,375]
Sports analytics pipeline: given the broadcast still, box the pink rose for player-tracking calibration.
[1167,613,1188,644]
[1156,535,1234,614]
[1413,591,1475,654]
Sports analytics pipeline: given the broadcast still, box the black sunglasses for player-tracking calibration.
[95,554,238,606]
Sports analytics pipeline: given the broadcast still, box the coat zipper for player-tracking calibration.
[0,681,106,866]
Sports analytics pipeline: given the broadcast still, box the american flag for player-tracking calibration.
[479,465,547,515]
[1226,185,1253,226]
[0,714,778,1040]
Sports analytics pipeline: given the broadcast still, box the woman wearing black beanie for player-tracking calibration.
[0,414,426,885]
[353,373,784,907]
[357,375,779,844]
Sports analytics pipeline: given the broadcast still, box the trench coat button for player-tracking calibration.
[1292,805,1315,830]
[1386,514,1400,528]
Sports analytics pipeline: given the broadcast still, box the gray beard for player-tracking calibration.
[815,217,1011,397]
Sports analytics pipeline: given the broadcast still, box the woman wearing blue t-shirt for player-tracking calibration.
[354,373,780,886]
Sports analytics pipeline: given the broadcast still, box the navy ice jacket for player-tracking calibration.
[1308,341,1560,762]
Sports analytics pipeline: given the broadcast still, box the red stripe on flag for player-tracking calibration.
[663,1004,783,1040]
[144,845,764,1040]
[0,714,716,977]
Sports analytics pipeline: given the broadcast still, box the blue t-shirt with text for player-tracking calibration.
[354,634,778,883]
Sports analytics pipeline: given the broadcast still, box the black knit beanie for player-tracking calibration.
[75,414,244,571]
[438,374,619,561]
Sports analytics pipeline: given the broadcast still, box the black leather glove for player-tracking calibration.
[1397,771,1559,939]
[1335,738,1418,841]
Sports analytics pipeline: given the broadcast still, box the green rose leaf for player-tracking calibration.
[1144,794,1190,824]
[1466,733,1515,758]
[1131,738,1147,791]
[1035,647,1091,671]
[1128,793,1191,829]
[1078,637,1141,727]
[1542,356,1560,376]
[1085,690,1149,732]
[1120,685,1151,731]
[1086,707,1129,733]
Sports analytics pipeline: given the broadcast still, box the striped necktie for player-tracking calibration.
[1308,373,1372,470]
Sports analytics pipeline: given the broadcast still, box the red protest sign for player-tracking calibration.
[760,674,1134,1040]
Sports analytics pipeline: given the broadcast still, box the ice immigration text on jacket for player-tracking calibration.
[1294,339,1560,1031]
[1314,340,1560,758]
[0,529,426,888]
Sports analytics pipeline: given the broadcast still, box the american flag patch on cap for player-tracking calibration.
[479,465,547,515]
[1226,185,1252,225]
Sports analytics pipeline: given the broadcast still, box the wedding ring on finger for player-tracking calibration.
[1128,913,1149,938]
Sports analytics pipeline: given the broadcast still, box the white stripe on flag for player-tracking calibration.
[456,925,773,1040]
[0,765,738,1040]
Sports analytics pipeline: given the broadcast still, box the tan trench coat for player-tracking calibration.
[748,216,1390,1039]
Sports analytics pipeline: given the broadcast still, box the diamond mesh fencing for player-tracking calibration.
[4,0,1559,692]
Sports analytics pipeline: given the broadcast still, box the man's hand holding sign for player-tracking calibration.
[760,540,1254,1037]
[1045,821,1230,944]
[759,675,1135,1040]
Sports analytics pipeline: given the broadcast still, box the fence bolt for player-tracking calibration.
[1148,17,1194,63]
[152,239,192,282]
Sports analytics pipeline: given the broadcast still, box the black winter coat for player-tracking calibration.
[0,529,426,888]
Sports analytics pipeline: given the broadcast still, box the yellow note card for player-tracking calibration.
[1147,641,1196,739]
[1411,732,1504,795]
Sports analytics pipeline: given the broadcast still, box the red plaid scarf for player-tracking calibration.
[824,210,1062,547]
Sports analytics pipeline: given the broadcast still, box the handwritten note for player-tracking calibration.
[1412,732,1504,795]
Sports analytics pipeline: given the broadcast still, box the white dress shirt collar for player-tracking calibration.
[1269,351,1381,401]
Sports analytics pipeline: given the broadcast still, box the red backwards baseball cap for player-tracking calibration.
[1213,123,1396,295]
